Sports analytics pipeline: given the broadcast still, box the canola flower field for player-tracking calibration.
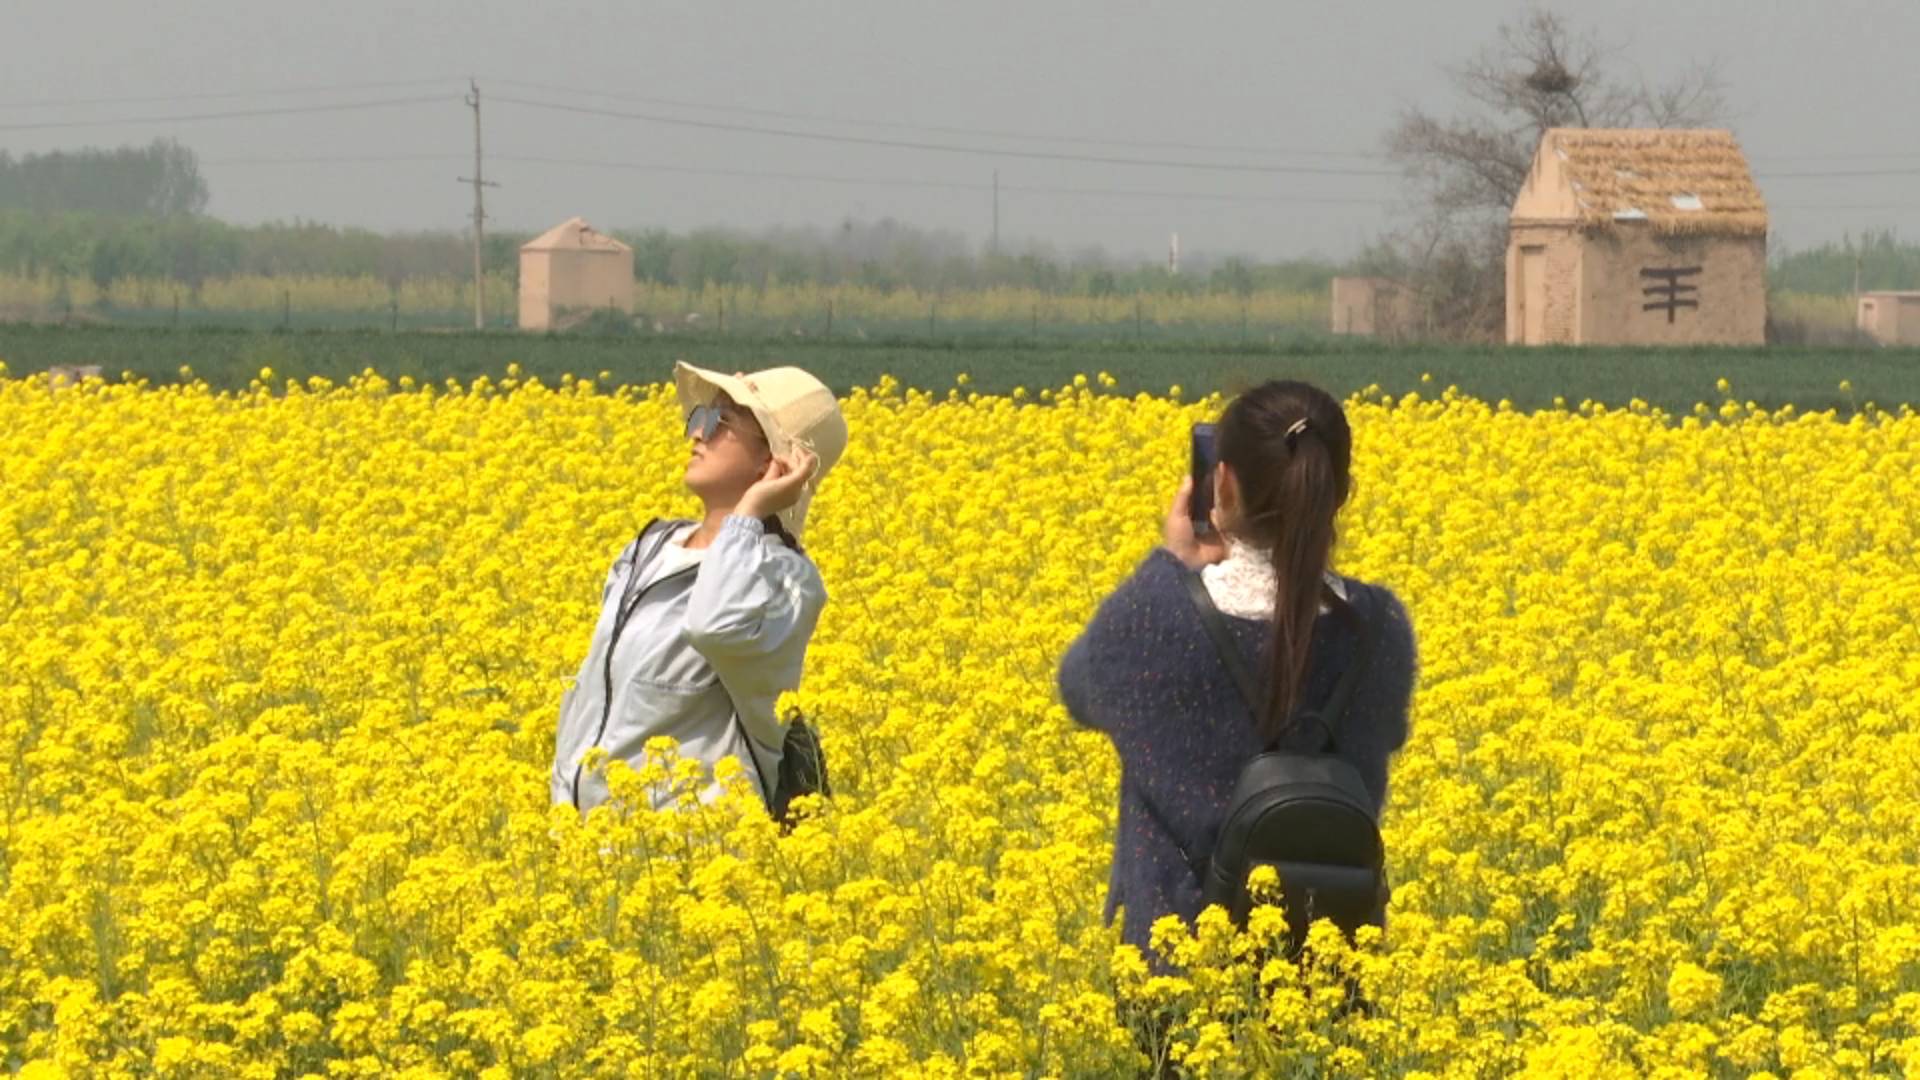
[1,363,1918,1078]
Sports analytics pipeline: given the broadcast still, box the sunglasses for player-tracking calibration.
[685,402,764,444]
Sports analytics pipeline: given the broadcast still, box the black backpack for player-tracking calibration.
[734,706,831,830]
[1178,572,1389,953]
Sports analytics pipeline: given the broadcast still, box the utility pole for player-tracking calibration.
[458,78,499,330]
[991,170,999,256]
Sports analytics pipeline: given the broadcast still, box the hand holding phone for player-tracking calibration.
[1189,423,1218,537]
[1164,424,1228,570]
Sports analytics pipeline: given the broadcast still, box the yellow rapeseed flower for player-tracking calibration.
[0,368,1915,1075]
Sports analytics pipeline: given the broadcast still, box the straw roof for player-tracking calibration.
[521,217,632,253]
[1539,128,1767,237]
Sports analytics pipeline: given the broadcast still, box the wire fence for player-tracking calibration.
[0,274,1875,345]
[0,285,1338,345]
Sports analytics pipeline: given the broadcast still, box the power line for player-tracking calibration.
[490,152,1395,205]
[190,150,1912,214]
[1010,182,1393,207]
[1772,203,1920,211]
[1756,167,1920,179]
[0,77,463,111]
[1751,152,1920,164]
[10,72,1919,178]
[488,95,1400,177]
[0,95,452,132]
[203,153,466,166]
[485,76,1386,161]
[192,148,1399,208]
[7,73,1918,173]
[494,153,976,191]
[203,149,1920,211]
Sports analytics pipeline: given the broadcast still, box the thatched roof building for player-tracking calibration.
[1536,129,1767,236]
[1507,128,1768,346]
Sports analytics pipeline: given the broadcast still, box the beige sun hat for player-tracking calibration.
[674,361,847,538]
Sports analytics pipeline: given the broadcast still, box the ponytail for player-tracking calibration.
[1261,433,1342,740]
[1214,381,1353,746]
[762,514,804,553]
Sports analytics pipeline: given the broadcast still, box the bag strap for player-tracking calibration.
[628,517,778,809]
[1314,589,1380,746]
[1181,571,1265,723]
[1170,571,1257,885]
[729,709,777,809]
[614,517,684,627]
[1182,570,1381,752]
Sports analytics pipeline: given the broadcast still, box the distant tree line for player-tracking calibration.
[0,139,208,218]
[0,207,1345,297]
[0,213,502,290]
[0,135,1911,301]
[1768,231,1920,295]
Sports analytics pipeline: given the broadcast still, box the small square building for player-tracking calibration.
[1857,291,1920,346]
[518,217,634,331]
[1507,129,1767,346]
[1330,277,1417,338]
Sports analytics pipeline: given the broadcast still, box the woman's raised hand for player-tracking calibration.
[736,448,819,521]
[1163,474,1228,570]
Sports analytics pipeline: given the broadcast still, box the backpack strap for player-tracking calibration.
[1184,569,1383,753]
[614,517,681,625]
[1182,571,1265,724]
[728,708,777,809]
[625,518,778,809]
[1139,790,1213,884]
[1172,571,1258,886]
[1309,587,1381,751]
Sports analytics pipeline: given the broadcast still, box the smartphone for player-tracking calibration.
[1190,423,1218,537]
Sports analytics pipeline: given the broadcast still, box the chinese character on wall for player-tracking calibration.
[1641,266,1703,323]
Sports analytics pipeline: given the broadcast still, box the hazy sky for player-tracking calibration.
[3,0,1915,262]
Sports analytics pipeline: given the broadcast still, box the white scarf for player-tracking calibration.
[1200,537,1347,620]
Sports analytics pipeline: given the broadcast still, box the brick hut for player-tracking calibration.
[1330,277,1418,339]
[1506,129,1767,346]
[1857,291,1920,346]
[518,217,634,332]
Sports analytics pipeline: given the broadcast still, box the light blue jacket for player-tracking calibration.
[551,514,827,813]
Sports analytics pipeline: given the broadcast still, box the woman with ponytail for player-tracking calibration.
[1058,380,1417,968]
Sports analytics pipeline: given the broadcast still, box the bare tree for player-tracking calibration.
[1383,10,1727,339]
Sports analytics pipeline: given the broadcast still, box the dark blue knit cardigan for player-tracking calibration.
[1058,547,1417,964]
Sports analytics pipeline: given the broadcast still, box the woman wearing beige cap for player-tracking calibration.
[551,362,848,815]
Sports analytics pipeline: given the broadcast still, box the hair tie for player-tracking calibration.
[1283,417,1310,450]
